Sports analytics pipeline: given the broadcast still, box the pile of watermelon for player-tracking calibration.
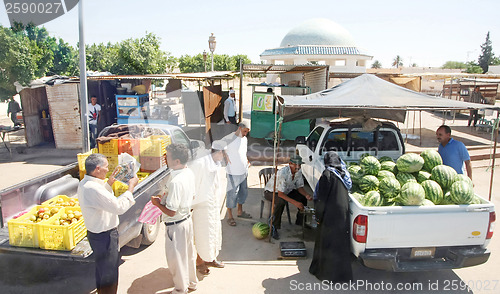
[348,151,481,207]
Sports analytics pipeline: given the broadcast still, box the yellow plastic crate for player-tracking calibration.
[76,148,98,172]
[7,205,57,248]
[140,136,169,157]
[98,139,118,155]
[42,195,79,207]
[112,172,149,196]
[149,135,172,145]
[38,207,87,251]
[106,155,119,171]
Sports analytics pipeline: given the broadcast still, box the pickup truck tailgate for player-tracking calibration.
[365,205,492,249]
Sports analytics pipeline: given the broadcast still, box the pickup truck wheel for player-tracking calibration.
[141,216,161,245]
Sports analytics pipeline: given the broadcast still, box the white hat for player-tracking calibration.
[212,140,227,150]
[229,89,235,94]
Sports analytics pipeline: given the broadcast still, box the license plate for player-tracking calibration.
[411,247,436,258]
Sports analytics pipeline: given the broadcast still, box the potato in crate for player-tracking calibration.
[8,205,61,248]
[38,207,87,251]
[42,195,79,207]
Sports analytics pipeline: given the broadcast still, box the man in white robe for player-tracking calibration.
[190,140,227,275]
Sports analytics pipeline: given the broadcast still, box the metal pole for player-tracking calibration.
[488,111,499,201]
[78,0,90,152]
[211,53,214,72]
[239,59,243,124]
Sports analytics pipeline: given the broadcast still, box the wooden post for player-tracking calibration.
[488,111,499,201]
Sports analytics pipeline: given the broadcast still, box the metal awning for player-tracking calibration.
[85,71,238,81]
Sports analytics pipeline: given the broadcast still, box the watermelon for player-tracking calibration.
[361,156,381,175]
[398,182,425,205]
[377,170,396,181]
[416,170,432,183]
[348,161,359,167]
[351,183,362,194]
[379,156,394,163]
[431,165,457,191]
[351,192,365,202]
[252,222,270,239]
[348,165,365,184]
[471,195,482,205]
[396,153,424,173]
[380,161,397,173]
[362,191,383,207]
[440,192,455,205]
[421,180,443,204]
[449,181,474,204]
[359,175,379,193]
[420,149,443,172]
[396,172,417,186]
[422,199,435,206]
[359,153,371,160]
[379,177,401,199]
[453,174,473,187]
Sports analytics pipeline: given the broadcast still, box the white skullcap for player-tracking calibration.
[229,89,235,94]
[212,140,227,150]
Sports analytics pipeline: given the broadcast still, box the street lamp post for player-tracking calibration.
[208,33,216,72]
[203,50,207,72]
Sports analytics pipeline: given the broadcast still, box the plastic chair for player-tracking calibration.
[259,167,292,224]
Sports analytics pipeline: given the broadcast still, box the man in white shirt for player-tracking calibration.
[78,153,138,294]
[151,144,198,294]
[190,140,227,275]
[88,96,102,148]
[264,154,312,240]
[223,89,237,124]
[222,123,251,226]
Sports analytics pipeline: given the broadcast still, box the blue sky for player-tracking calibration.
[1,0,499,68]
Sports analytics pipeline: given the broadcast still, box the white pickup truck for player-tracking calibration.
[296,120,496,271]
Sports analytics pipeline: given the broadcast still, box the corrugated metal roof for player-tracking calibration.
[242,64,328,74]
[260,45,371,57]
[85,72,238,81]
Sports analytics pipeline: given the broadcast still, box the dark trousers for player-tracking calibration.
[89,124,98,148]
[468,110,480,127]
[10,113,21,126]
[87,228,119,294]
[226,116,237,125]
[265,189,307,229]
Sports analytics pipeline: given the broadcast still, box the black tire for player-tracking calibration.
[140,216,161,245]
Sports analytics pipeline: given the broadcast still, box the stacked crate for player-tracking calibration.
[76,148,98,179]
[98,139,119,171]
[139,135,171,172]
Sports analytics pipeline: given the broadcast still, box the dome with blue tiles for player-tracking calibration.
[280,18,356,47]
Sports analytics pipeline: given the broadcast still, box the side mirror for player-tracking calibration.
[295,136,306,145]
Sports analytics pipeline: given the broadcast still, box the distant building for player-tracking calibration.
[260,18,372,74]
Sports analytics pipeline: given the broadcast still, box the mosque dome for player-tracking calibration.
[279,18,356,48]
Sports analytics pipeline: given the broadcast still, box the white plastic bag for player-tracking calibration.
[114,153,141,184]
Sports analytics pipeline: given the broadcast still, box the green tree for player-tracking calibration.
[442,61,467,69]
[392,55,403,68]
[465,61,483,74]
[178,53,251,73]
[116,33,176,74]
[49,38,79,76]
[371,60,382,68]
[478,32,493,73]
[178,54,206,73]
[0,25,46,98]
[231,54,252,70]
[86,42,119,73]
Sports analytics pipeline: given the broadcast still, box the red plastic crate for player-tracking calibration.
[118,138,140,156]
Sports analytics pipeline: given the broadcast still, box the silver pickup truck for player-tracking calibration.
[0,124,204,260]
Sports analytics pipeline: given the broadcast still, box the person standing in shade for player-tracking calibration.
[436,125,472,180]
[224,88,237,124]
[89,96,102,148]
[222,123,251,226]
[7,95,22,127]
[264,154,312,240]
[309,151,353,283]
[78,153,138,294]
[190,140,227,275]
[151,144,198,294]
[468,86,485,127]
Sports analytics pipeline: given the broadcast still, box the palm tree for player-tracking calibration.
[392,55,403,68]
[371,60,382,69]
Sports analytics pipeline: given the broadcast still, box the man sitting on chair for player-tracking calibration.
[264,154,312,240]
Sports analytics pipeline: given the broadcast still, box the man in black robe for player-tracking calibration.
[309,151,353,283]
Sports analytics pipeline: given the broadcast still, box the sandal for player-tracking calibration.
[196,263,210,275]
[237,211,252,219]
[206,260,225,268]
[227,218,236,226]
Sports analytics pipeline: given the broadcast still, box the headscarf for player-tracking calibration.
[324,151,352,191]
